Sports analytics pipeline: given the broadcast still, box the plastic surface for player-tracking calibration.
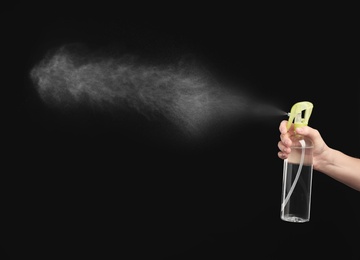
[281,136,313,222]
[280,101,314,223]
[286,101,313,130]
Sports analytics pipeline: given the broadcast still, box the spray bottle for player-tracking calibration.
[280,101,314,223]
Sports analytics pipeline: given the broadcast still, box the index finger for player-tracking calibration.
[279,120,289,134]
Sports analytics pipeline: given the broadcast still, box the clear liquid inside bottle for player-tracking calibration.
[281,136,313,223]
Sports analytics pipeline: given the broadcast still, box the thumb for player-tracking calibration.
[296,126,320,140]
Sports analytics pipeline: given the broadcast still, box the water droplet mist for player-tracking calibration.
[30,44,286,137]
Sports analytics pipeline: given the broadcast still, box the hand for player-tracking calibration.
[277,120,328,169]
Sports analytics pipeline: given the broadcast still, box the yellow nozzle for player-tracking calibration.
[287,101,314,130]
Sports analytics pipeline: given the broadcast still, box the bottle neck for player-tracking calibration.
[291,134,313,147]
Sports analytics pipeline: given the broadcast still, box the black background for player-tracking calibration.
[2,2,359,259]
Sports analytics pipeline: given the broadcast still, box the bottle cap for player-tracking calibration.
[287,101,313,130]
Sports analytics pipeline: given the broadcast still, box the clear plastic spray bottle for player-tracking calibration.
[280,101,314,223]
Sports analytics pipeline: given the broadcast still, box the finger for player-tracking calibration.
[278,141,291,154]
[278,151,288,159]
[279,120,288,134]
[296,126,321,141]
[280,133,291,147]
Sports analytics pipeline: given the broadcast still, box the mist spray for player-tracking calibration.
[280,101,314,223]
[29,44,288,138]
